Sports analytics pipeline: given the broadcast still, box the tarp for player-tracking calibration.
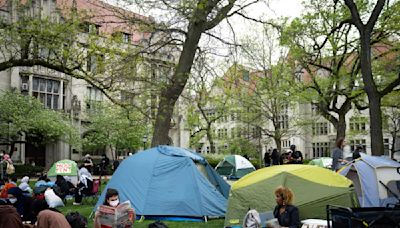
[225,165,357,227]
[48,159,79,186]
[339,153,400,207]
[309,157,332,169]
[94,146,230,219]
[215,155,255,179]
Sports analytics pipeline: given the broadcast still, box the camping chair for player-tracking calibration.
[82,179,100,205]
[326,204,400,228]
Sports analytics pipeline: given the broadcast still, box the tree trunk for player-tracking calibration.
[335,114,347,142]
[335,100,352,141]
[391,131,396,159]
[274,135,282,154]
[151,24,204,147]
[360,33,384,155]
[207,127,216,154]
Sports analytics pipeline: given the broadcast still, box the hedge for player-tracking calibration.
[9,165,45,178]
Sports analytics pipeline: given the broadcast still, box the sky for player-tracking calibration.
[106,0,305,69]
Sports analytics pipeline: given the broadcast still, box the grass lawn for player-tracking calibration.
[28,180,225,227]
[59,202,225,228]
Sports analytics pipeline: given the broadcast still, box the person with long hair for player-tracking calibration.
[273,186,300,228]
[331,137,348,171]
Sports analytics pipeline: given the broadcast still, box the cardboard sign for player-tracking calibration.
[56,163,72,174]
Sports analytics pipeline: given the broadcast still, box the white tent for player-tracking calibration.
[339,153,400,207]
[215,155,256,179]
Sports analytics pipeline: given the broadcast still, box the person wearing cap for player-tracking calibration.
[289,145,303,164]
[83,154,93,173]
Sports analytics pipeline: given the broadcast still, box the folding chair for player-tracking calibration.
[83,179,100,205]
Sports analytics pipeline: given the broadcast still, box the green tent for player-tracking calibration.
[309,157,332,169]
[224,165,358,227]
[48,159,79,185]
[215,155,255,179]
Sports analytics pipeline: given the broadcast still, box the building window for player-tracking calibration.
[81,22,100,35]
[86,87,103,113]
[278,114,289,129]
[32,77,61,110]
[122,33,131,43]
[384,138,390,155]
[349,117,367,132]
[349,139,366,152]
[87,54,104,73]
[206,146,210,153]
[311,103,318,115]
[312,122,329,135]
[281,140,291,149]
[312,142,330,158]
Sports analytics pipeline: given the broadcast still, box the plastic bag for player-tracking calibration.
[44,188,64,208]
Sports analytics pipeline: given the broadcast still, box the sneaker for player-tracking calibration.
[72,202,81,206]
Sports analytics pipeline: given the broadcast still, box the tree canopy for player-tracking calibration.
[0,91,79,154]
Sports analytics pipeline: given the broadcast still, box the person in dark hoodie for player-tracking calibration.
[31,199,71,228]
[7,187,35,223]
[0,199,25,228]
[55,175,71,199]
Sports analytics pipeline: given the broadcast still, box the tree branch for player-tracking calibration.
[380,73,400,97]
[366,0,386,32]
[204,0,236,31]
[343,0,364,30]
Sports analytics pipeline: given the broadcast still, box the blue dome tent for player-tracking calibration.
[94,146,230,220]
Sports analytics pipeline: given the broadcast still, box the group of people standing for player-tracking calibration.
[264,145,304,167]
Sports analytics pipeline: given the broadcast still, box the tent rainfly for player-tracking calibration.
[225,165,357,227]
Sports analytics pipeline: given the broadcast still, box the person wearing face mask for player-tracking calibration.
[94,188,135,228]
[7,187,35,223]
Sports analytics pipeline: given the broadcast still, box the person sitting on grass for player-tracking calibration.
[55,175,71,200]
[8,187,35,223]
[27,199,71,228]
[0,177,16,198]
[94,188,135,228]
[19,176,33,197]
[73,164,93,205]
[273,186,300,228]
[0,198,25,228]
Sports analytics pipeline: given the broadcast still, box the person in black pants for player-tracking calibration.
[264,150,271,167]
[271,149,280,165]
[99,154,110,177]
[73,165,93,205]
[273,186,300,228]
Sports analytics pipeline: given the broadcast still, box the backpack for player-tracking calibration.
[148,220,168,228]
[243,209,261,228]
[66,211,88,228]
[6,162,15,174]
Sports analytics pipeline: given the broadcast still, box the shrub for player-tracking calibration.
[12,164,45,178]
[202,154,224,168]
[303,159,311,165]
[249,159,261,169]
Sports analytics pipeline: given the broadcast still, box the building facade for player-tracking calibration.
[194,65,396,160]
[0,0,189,167]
